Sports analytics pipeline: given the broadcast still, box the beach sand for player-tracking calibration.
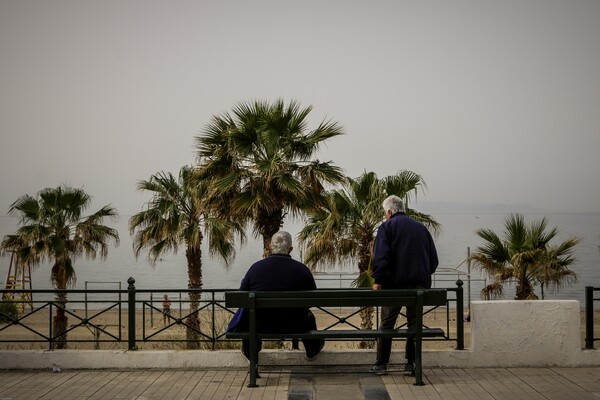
[1,306,598,352]
[1,306,462,351]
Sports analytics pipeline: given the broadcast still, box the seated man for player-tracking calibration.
[230,231,324,361]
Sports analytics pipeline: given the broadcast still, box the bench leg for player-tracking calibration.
[413,336,424,386]
[248,338,259,387]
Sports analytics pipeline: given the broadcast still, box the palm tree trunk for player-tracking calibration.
[358,242,374,347]
[359,306,375,349]
[52,265,68,349]
[185,244,202,349]
[515,278,534,300]
[541,283,545,299]
[257,206,284,258]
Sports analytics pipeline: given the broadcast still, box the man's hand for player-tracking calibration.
[372,283,382,291]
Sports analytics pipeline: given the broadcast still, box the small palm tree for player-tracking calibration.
[128,166,244,348]
[196,99,346,257]
[0,186,119,348]
[299,170,440,335]
[471,213,580,300]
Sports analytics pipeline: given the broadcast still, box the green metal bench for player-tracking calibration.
[225,288,447,386]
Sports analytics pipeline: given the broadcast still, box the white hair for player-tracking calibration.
[271,231,293,255]
[382,195,405,214]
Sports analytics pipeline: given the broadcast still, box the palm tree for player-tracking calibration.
[471,213,580,300]
[298,170,440,335]
[0,186,119,348]
[195,99,346,257]
[128,166,244,348]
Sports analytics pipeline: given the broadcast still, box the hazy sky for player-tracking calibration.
[1,0,599,216]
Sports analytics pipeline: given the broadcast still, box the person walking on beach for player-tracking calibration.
[229,230,324,361]
[369,195,438,376]
[162,294,172,326]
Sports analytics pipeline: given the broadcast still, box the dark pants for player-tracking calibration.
[242,310,323,360]
[376,284,424,365]
[376,304,417,365]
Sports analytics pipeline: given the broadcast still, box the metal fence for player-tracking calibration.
[585,286,599,349]
[0,278,465,351]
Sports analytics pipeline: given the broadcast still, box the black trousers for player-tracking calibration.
[376,303,417,364]
[242,310,324,360]
[376,284,424,365]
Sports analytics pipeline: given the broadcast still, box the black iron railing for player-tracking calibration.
[0,278,465,351]
[585,286,599,349]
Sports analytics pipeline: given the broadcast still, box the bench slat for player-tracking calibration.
[226,328,445,340]
[225,289,447,308]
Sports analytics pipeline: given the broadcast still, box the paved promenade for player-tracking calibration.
[1,366,599,400]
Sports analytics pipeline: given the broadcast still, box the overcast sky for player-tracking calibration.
[1,0,599,216]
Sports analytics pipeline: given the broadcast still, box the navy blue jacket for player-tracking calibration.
[371,212,438,289]
[238,254,317,333]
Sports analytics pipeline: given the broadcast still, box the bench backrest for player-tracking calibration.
[225,288,447,309]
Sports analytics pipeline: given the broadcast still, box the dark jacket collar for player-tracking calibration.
[390,212,407,219]
[269,253,292,258]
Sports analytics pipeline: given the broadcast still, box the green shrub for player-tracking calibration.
[0,300,19,323]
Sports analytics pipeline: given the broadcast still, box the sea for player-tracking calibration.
[1,212,599,306]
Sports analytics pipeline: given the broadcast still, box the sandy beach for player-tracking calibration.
[1,305,467,351]
[2,304,599,352]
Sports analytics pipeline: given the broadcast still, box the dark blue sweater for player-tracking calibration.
[239,254,317,332]
[371,212,438,289]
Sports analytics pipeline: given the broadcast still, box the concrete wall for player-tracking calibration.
[469,300,582,366]
[1,300,598,370]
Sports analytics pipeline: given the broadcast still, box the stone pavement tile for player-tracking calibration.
[36,371,86,400]
[258,372,288,400]
[514,368,600,400]
[315,383,362,399]
[218,370,247,400]
[288,371,314,400]
[234,368,292,400]
[358,374,390,400]
[426,368,493,400]
[551,366,600,394]
[463,368,544,400]
[89,370,138,399]
[53,371,108,400]
[141,370,181,399]
[199,370,224,400]
[164,370,204,400]
[180,370,210,399]
[384,371,441,400]
[81,371,127,400]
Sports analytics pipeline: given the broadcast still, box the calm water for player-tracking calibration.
[1,212,599,305]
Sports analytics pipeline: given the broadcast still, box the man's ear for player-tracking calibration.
[288,246,293,254]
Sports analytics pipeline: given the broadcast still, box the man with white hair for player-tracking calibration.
[235,231,324,361]
[370,195,438,376]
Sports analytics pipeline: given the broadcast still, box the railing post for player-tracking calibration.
[127,277,137,351]
[48,301,53,351]
[585,286,594,349]
[455,279,464,350]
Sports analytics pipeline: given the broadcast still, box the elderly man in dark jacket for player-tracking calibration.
[370,195,438,376]
[234,231,324,361]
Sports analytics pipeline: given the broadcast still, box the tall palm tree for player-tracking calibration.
[471,213,580,300]
[298,170,440,334]
[195,99,346,257]
[0,186,119,348]
[128,166,244,348]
